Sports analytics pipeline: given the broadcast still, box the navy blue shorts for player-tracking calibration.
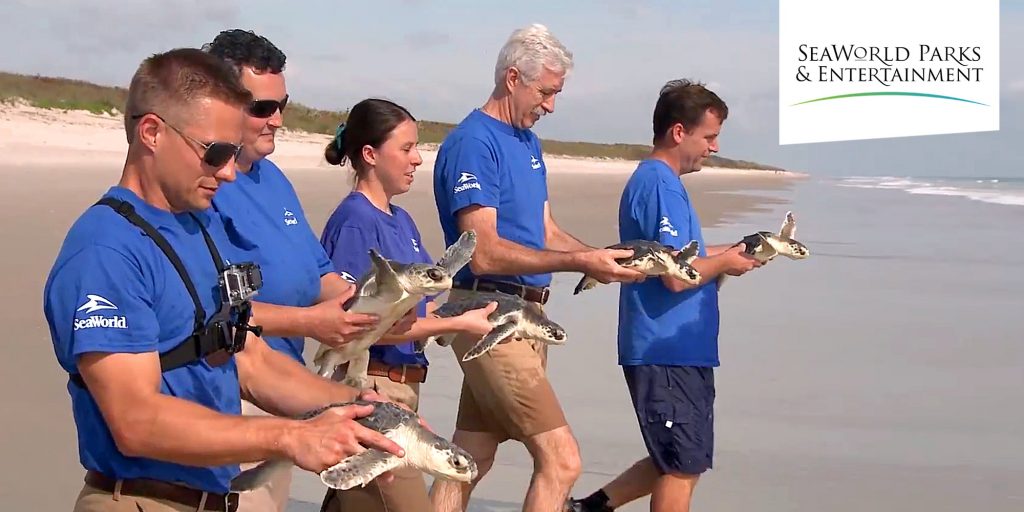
[623,365,715,475]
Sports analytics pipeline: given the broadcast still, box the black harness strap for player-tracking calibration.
[96,197,208,333]
[69,198,236,388]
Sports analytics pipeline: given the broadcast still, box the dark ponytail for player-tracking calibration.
[324,123,347,165]
[323,98,416,177]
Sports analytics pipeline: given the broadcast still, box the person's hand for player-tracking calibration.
[386,308,416,337]
[358,388,433,432]
[358,387,390,404]
[720,243,763,276]
[577,248,647,284]
[307,286,380,348]
[453,301,498,337]
[283,402,405,475]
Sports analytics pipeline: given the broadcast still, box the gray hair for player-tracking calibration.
[493,23,574,86]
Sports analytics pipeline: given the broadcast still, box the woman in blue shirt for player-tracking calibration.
[318,98,497,512]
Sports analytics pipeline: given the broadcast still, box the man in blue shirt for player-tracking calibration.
[430,24,647,512]
[43,48,405,512]
[567,80,761,512]
[204,29,382,367]
[202,30,404,511]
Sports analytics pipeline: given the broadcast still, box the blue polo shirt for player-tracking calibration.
[43,186,244,493]
[213,158,334,363]
[320,192,432,367]
[433,109,550,287]
[617,159,720,367]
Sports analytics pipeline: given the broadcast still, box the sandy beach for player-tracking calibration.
[4,103,1021,512]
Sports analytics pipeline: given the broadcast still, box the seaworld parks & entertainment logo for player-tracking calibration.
[778,0,999,144]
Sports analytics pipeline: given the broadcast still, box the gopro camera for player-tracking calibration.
[219,262,263,306]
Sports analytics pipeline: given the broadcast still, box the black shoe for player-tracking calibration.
[564,497,613,512]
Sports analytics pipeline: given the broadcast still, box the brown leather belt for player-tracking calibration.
[366,360,427,384]
[85,470,239,511]
[453,278,550,305]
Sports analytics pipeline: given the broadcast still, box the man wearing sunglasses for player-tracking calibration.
[202,29,416,511]
[43,48,407,512]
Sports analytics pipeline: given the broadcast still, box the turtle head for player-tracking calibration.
[399,263,454,294]
[666,261,702,286]
[422,440,478,483]
[539,323,567,345]
[781,239,810,259]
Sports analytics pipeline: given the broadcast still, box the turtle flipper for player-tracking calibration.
[341,350,371,389]
[462,321,517,361]
[415,333,455,353]
[780,211,796,240]
[677,240,699,264]
[413,338,431,353]
[573,275,599,295]
[229,459,293,492]
[367,249,403,302]
[436,230,477,276]
[320,449,403,490]
[314,347,347,379]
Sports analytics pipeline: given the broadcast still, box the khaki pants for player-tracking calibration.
[237,399,292,512]
[448,288,567,442]
[73,483,205,512]
[320,374,431,512]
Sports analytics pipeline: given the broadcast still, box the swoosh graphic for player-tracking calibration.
[792,92,988,106]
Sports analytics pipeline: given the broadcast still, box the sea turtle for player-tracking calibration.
[228,400,478,492]
[312,230,477,388]
[718,211,809,288]
[417,290,567,361]
[572,239,702,295]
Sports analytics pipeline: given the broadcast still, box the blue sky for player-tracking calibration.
[1,0,1021,177]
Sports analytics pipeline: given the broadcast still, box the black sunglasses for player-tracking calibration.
[246,95,289,118]
[131,113,244,168]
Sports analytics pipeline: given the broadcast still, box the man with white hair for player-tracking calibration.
[431,23,646,511]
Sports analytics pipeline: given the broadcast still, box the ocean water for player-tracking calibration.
[838,175,1024,207]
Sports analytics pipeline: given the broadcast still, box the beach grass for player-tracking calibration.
[0,71,783,170]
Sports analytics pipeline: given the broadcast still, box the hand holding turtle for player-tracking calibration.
[576,248,648,284]
[283,402,405,474]
[452,301,500,337]
[720,243,762,276]
[307,286,381,349]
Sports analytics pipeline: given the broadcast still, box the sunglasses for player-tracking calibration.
[246,95,289,118]
[131,113,244,168]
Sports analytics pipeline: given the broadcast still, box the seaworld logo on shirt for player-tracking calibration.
[659,217,678,237]
[454,172,481,194]
[283,208,298,226]
[74,294,126,331]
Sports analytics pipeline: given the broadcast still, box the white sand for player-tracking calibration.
[0,100,804,178]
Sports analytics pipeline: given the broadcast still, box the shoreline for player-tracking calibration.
[0,101,808,178]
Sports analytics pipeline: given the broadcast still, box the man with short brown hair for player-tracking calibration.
[567,79,761,512]
[43,47,404,512]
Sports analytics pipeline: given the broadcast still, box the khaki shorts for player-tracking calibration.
[448,288,567,442]
[73,483,208,512]
[320,374,431,512]
[237,399,292,512]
